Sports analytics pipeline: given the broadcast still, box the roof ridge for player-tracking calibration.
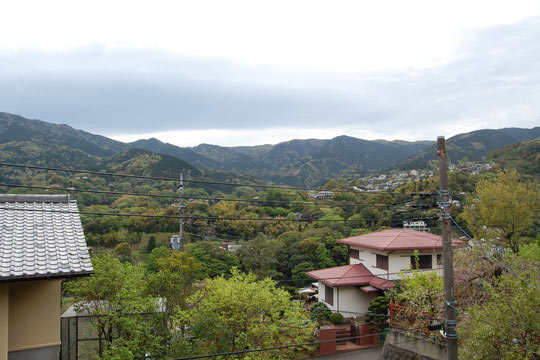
[336,264,358,279]
[387,229,403,249]
[0,194,72,203]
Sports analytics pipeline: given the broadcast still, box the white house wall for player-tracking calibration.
[317,283,337,312]
[349,246,389,278]
[336,286,376,317]
[349,246,443,280]
[317,282,376,317]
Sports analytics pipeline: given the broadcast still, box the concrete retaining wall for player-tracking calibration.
[379,329,447,360]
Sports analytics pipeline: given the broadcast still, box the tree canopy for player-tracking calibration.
[461,169,539,252]
[174,270,315,359]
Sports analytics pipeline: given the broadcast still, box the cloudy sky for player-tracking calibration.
[1,0,539,146]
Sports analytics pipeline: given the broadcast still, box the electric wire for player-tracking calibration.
[183,226,254,240]
[170,325,435,360]
[183,231,239,243]
[449,215,536,288]
[270,267,438,283]
[0,183,431,208]
[0,162,436,195]
[0,206,439,223]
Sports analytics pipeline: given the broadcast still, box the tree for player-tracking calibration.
[364,296,390,329]
[237,236,282,279]
[65,254,164,359]
[147,246,171,273]
[147,251,202,314]
[174,270,315,359]
[146,235,157,253]
[461,169,539,253]
[310,302,332,327]
[114,242,132,263]
[390,265,444,331]
[459,272,540,359]
[185,241,240,278]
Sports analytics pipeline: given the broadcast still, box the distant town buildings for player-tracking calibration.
[352,162,494,193]
[352,169,435,192]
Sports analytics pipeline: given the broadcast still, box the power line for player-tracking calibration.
[278,267,441,283]
[0,206,439,223]
[329,309,443,323]
[449,215,537,289]
[0,162,435,195]
[171,325,435,360]
[183,226,253,240]
[183,231,238,243]
[0,183,431,208]
[451,191,540,201]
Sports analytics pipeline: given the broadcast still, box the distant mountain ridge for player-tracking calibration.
[395,127,540,170]
[131,135,435,186]
[0,112,538,187]
[0,112,199,177]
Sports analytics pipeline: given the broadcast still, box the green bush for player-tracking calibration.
[310,302,332,326]
[329,312,344,325]
[364,296,389,325]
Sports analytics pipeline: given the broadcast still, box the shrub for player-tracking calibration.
[146,235,156,253]
[329,312,344,325]
[311,302,332,326]
[365,296,389,325]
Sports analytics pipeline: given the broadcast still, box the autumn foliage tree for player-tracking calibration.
[461,169,539,252]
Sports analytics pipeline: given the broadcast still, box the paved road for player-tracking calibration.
[312,346,382,360]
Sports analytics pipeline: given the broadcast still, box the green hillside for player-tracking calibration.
[487,138,540,176]
[396,128,540,170]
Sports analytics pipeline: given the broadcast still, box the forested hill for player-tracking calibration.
[395,127,540,170]
[487,138,540,177]
[0,112,201,178]
[1,111,539,187]
[0,112,127,157]
[131,136,435,186]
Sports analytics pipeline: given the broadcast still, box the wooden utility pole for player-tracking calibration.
[437,136,458,360]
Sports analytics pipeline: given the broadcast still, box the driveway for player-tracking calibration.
[311,346,382,360]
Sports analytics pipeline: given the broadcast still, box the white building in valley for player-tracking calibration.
[306,229,462,317]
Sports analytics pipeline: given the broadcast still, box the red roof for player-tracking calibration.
[338,229,461,251]
[306,264,394,290]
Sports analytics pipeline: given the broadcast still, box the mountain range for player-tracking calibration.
[0,112,538,187]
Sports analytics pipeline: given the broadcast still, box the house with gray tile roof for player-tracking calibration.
[0,194,93,360]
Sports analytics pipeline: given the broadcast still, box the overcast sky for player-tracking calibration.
[1,0,539,146]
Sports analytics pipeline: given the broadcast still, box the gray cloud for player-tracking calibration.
[0,17,539,139]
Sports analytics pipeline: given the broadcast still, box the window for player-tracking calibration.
[411,255,432,269]
[376,254,388,270]
[325,285,334,306]
[436,254,442,266]
[349,248,360,259]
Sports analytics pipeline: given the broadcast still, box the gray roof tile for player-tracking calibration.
[0,194,93,281]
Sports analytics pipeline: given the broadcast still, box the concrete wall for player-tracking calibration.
[0,284,8,360]
[349,246,443,280]
[3,280,62,360]
[317,283,376,316]
[380,329,447,360]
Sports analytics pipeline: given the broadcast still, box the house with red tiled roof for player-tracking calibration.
[306,229,461,316]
